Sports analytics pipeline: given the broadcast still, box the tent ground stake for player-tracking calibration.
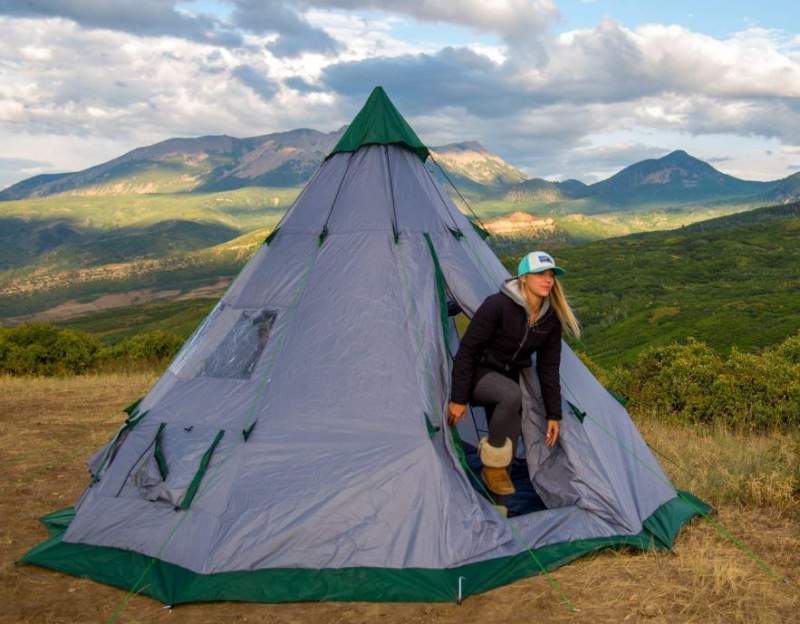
[457,576,466,604]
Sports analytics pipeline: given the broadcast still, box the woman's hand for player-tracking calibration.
[447,402,467,426]
[545,419,560,448]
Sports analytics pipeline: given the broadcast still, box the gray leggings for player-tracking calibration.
[471,370,522,450]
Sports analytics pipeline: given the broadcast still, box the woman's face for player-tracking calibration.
[522,270,555,298]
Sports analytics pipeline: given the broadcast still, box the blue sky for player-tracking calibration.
[1,1,799,187]
[556,1,799,37]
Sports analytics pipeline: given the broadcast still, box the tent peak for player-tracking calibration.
[328,86,429,162]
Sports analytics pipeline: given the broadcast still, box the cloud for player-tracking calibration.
[316,18,800,149]
[307,0,558,63]
[320,46,530,117]
[285,76,326,93]
[231,65,279,101]
[231,0,341,57]
[0,16,343,145]
[2,6,800,183]
[1,0,242,47]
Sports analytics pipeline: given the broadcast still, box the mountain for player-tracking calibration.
[0,130,346,200]
[585,150,773,205]
[0,133,525,201]
[500,177,589,204]
[427,141,526,190]
[764,172,800,204]
[4,133,799,210]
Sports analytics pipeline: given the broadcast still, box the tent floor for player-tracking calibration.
[460,442,548,516]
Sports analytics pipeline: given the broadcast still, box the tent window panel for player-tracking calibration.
[202,309,277,379]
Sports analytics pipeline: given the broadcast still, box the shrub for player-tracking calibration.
[0,323,103,375]
[102,330,183,369]
[620,333,800,430]
[0,324,182,375]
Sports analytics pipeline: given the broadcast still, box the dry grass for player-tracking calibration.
[633,413,800,520]
[1,374,798,624]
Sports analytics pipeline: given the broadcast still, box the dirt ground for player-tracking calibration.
[1,374,798,624]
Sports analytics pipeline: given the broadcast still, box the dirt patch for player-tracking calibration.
[4,279,231,325]
[1,375,798,624]
[484,211,557,237]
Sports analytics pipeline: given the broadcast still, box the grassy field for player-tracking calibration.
[1,374,798,623]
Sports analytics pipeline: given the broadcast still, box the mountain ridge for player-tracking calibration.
[4,131,798,207]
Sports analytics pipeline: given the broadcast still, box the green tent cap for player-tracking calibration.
[328,86,429,162]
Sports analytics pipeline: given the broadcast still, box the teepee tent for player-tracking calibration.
[23,87,709,604]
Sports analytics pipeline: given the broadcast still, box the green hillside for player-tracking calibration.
[0,228,267,318]
[0,186,297,231]
[547,202,800,367]
[59,298,218,342]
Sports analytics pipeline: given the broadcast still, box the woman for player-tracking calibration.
[447,251,581,497]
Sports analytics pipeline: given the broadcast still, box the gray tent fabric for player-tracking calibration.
[23,89,707,604]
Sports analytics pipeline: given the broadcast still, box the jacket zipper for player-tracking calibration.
[510,321,532,364]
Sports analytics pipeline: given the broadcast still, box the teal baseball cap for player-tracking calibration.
[517,251,566,277]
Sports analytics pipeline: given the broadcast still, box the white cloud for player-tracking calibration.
[1,6,800,186]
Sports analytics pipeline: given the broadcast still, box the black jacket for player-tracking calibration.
[450,287,563,420]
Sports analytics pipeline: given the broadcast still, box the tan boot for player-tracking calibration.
[478,437,515,496]
[493,504,509,518]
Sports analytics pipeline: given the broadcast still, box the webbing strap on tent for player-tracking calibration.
[422,233,452,353]
[153,423,169,481]
[124,398,143,417]
[264,227,280,245]
[383,145,400,243]
[319,152,355,247]
[469,219,491,240]
[567,401,586,423]
[424,413,441,438]
[124,409,149,429]
[178,430,225,511]
[242,420,257,442]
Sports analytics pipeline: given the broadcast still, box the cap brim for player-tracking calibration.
[528,266,566,276]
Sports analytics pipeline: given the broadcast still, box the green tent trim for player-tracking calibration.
[329,87,429,162]
[21,491,710,605]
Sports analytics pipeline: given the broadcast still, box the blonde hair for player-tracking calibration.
[521,274,582,339]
